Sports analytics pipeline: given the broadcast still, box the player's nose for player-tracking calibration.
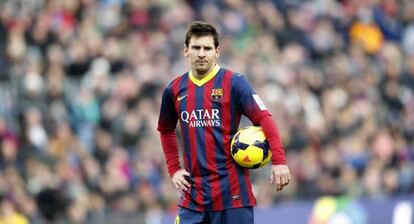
[198,48,206,57]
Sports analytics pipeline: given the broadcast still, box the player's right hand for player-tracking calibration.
[172,169,191,193]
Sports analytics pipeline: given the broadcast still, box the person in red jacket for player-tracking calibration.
[157,21,290,224]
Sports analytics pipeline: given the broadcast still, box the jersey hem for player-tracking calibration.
[177,202,256,212]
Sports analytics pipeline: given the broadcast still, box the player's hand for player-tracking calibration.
[172,169,191,193]
[270,165,290,192]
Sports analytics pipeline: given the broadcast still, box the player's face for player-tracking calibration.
[184,35,220,76]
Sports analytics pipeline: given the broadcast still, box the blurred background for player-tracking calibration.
[0,0,413,223]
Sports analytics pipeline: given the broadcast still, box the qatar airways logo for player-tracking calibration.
[180,109,221,127]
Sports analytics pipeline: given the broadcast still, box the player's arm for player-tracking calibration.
[232,74,286,162]
[157,84,181,177]
[233,74,290,191]
[157,84,191,192]
[259,116,290,192]
[159,131,191,192]
[259,115,285,164]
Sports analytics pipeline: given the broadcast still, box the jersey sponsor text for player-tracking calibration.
[180,109,221,127]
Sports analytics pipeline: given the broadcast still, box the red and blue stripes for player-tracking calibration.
[168,68,257,211]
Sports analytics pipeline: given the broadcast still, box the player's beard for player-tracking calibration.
[195,67,208,75]
[194,61,212,76]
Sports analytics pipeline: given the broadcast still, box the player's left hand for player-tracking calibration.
[172,169,191,193]
[270,165,290,192]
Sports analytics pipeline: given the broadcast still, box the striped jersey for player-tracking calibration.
[157,65,272,211]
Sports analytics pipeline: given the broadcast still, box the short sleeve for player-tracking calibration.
[232,74,271,124]
[157,83,179,133]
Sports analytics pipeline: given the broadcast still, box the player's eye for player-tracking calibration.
[192,46,201,50]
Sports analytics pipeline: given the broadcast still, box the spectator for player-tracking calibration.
[0,0,413,222]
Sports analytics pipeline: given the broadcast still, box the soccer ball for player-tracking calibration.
[230,126,271,169]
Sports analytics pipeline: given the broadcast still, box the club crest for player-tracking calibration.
[211,88,223,101]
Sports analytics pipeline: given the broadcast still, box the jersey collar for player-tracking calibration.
[189,64,220,87]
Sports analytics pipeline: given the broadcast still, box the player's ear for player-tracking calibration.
[215,45,220,58]
[184,45,189,58]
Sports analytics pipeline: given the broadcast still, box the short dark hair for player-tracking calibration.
[185,21,219,48]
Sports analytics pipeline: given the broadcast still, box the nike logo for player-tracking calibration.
[177,94,188,101]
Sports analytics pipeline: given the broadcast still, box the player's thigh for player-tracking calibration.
[175,206,206,224]
[209,206,254,224]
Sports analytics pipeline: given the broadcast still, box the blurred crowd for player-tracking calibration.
[0,0,414,223]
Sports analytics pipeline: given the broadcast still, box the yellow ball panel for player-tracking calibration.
[259,150,272,167]
[237,126,266,145]
[233,145,264,168]
[231,126,272,169]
